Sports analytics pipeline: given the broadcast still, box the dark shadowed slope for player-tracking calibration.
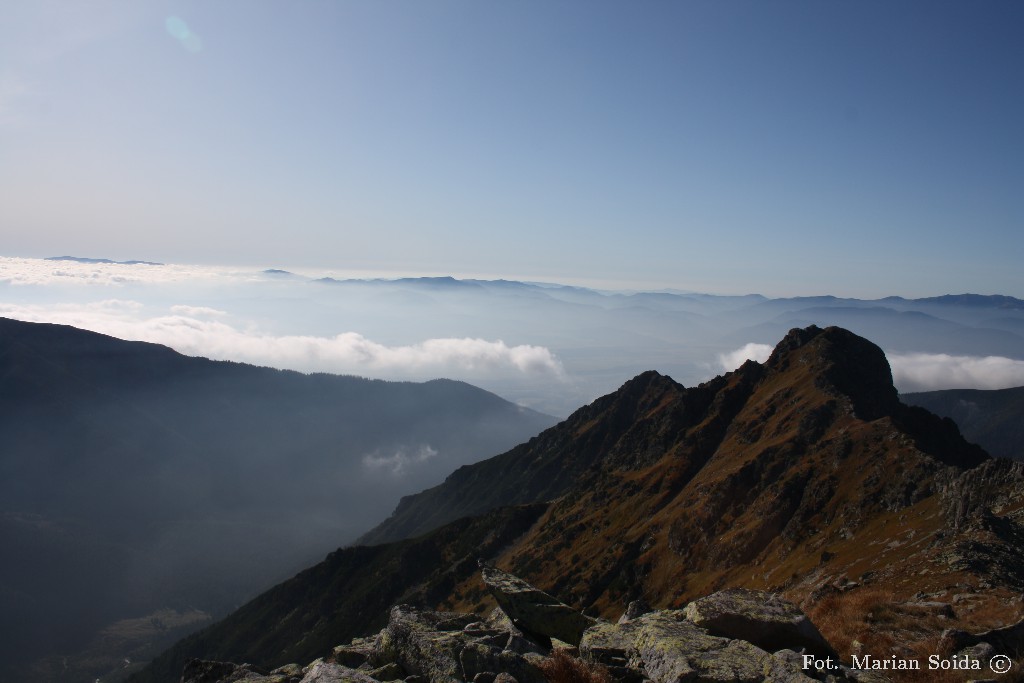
[902,386,1024,460]
[0,317,555,683]
[129,504,549,683]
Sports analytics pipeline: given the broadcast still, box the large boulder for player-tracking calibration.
[683,588,836,658]
[479,562,597,646]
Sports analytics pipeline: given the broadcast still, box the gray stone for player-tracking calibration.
[367,662,406,681]
[683,588,836,658]
[299,661,379,683]
[480,564,597,646]
[618,599,652,624]
[379,606,466,682]
[582,610,830,683]
[270,663,304,678]
[181,659,279,683]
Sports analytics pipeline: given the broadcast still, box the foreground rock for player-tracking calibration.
[683,588,836,658]
[480,562,597,647]
[183,566,906,683]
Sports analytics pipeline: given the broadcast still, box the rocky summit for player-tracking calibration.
[134,326,1024,683]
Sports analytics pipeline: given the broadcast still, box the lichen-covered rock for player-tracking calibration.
[366,662,405,681]
[379,606,468,682]
[480,563,597,646]
[618,599,651,624]
[581,610,837,683]
[182,659,289,683]
[299,660,380,682]
[331,636,379,668]
[271,664,304,678]
[683,588,836,658]
[373,604,545,683]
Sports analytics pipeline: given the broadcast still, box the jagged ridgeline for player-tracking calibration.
[134,326,1024,683]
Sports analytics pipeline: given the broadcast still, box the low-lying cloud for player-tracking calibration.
[0,302,565,380]
[888,352,1024,392]
[718,343,773,371]
[0,256,236,286]
[362,445,439,476]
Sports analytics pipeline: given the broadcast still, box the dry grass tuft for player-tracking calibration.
[537,648,613,683]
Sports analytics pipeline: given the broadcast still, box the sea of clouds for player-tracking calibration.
[3,256,1023,413]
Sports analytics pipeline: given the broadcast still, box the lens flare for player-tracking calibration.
[165,16,203,53]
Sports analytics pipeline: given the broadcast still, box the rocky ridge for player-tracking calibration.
[181,566,902,683]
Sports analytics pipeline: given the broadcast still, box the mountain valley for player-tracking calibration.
[0,317,556,683]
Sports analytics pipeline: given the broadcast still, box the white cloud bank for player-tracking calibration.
[0,256,239,286]
[0,302,565,380]
[888,353,1024,392]
[718,343,773,371]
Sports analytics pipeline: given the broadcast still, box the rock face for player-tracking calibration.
[184,569,891,683]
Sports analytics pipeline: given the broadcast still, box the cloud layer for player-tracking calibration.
[0,301,565,380]
[0,256,237,286]
[718,343,773,371]
[888,353,1024,392]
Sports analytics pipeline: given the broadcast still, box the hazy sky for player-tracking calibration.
[2,1,1021,297]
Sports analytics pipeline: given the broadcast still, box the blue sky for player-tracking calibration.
[2,1,1021,297]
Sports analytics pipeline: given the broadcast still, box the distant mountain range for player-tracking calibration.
[0,317,555,683]
[132,326,1024,683]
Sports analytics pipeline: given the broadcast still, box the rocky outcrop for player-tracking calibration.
[183,569,889,683]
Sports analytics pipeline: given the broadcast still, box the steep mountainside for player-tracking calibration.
[357,369,694,545]
[902,386,1024,460]
[0,317,555,683]
[135,326,1024,682]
